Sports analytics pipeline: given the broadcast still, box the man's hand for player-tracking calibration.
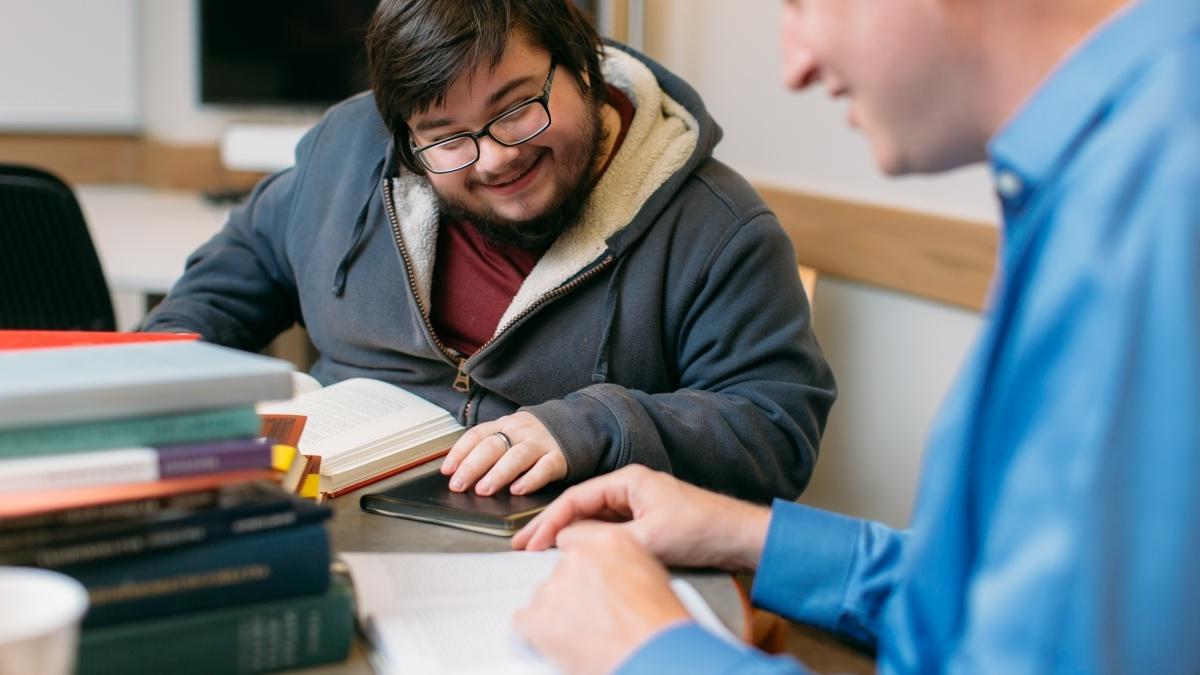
[512,465,772,573]
[513,525,691,675]
[441,411,567,496]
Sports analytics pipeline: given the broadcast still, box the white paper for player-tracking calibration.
[339,551,739,675]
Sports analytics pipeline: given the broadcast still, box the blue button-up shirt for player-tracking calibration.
[619,0,1200,671]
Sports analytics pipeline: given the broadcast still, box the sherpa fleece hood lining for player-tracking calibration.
[387,46,702,337]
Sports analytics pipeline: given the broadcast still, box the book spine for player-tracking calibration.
[0,448,157,494]
[0,438,274,494]
[0,330,197,350]
[0,487,219,532]
[0,343,295,429]
[155,437,273,478]
[0,406,261,459]
[0,500,330,568]
[0,469,275,521]
[65,366,294,427]
[66,522,331,628]
[77,582,353,675]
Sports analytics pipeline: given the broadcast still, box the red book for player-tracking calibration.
[0,330,199,351]
[0,469,277,519]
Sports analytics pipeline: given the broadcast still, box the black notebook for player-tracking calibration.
[359,472,566,537]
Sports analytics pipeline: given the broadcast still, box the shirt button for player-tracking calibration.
[996,170,1024,199]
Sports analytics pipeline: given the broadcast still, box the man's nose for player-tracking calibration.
[780,3,821,92]
[473,135,523,176]
[782,47,821,91]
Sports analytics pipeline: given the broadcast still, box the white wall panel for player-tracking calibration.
[0,0,140,131]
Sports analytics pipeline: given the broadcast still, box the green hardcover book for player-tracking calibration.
[77,581,354,675]
[0,406,261,458]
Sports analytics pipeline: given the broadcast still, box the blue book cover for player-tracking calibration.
[63,522,331,627]
[0,341,294,429]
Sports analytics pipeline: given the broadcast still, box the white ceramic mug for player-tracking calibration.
[0,567,89,675]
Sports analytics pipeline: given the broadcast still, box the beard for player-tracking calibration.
[434,102,608,251]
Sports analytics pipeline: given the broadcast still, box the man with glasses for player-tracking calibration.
[145,0,835,502]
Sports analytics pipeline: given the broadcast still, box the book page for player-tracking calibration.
[339,551,739,675]
[259,378,456,459]
[291,371,323,397]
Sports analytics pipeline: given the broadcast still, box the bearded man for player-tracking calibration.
[145,0,835,501]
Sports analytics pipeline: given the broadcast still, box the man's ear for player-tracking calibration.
[571,67,594,99]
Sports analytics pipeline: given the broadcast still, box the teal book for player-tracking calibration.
[64,522,331,628]
[0,406,262,458]
[77,581,354,675]
[0,340,293,430]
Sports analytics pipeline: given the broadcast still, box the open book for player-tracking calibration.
[259,377,464,497]
[338,551,741,675]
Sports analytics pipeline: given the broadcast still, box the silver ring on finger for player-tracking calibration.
[492,431,513,451]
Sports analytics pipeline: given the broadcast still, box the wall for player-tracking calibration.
[0,0,140,132]
[644,1,996,526]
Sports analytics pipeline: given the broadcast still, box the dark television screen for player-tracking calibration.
[199,0,380,107]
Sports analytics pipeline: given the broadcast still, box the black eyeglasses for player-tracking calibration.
[410,62,557,174]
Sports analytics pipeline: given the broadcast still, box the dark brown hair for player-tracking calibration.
[366,0,608,174]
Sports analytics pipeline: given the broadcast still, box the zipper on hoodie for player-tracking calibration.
[382,179,460,366]
[463,253,615,369]
[453,358,471,393]
[453,258,613,425]
[382,178,616,419]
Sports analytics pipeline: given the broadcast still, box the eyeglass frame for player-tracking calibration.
[408,61,558,174]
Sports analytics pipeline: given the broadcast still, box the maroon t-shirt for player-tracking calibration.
[429,86,635,356]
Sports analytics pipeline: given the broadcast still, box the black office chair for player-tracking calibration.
[0,164,115,330]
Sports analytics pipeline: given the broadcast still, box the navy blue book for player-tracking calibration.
[0,483,331,568]
[63,522,331,627]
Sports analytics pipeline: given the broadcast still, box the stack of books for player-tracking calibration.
[0,335,354,674]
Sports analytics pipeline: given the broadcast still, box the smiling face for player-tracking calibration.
[780,0,988,175]
[406,31,608,249]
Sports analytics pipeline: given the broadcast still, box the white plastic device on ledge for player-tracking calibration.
[217,122,314,173]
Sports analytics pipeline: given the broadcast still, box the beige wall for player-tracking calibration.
[643,1,995,527]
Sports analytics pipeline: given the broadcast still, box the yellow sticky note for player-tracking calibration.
[272,444,298,472]
[300,473,321,499]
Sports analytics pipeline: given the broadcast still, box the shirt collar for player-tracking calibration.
[987,0,1200,206]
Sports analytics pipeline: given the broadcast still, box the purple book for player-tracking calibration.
[0,437,274,494]
[156,437,273,478]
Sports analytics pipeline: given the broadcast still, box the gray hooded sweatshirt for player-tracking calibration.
[145,44,836,502]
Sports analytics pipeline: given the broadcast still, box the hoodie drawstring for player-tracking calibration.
[331,158,386,297]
